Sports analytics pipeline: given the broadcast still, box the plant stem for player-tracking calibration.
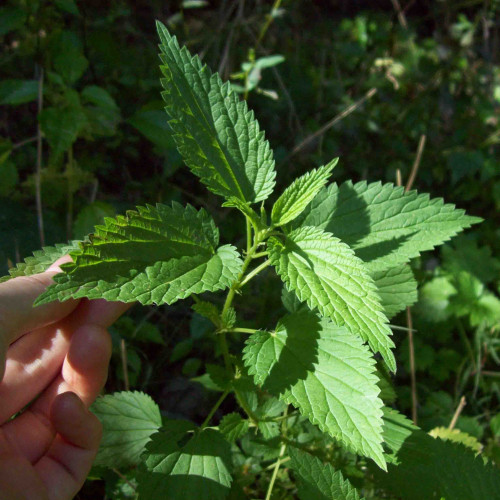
[456,318,476,371]
[120,338,130,391]
[406,307,418,425]
[246,216,252,254]
[255,0,282,49]
[239,259,271,288]
[252,251,269,259]
[449,395,466,430]
[265,405,288,500]
[201,390,229,429]
[227,327,258,334]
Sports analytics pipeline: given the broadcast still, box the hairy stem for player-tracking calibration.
[201,390,230,429]
[227,327,258,334]
[239,259,271,288]
[265,405,288,500]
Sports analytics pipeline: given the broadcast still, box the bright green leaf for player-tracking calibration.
[271,159,337,226]
[138,427,232,500]
[157,21,276,203]
[269,226,395,371]
[35,203,242,306]
[289,448,363,500]
[429,427,482,454]
[91,391,162,468]
[292,181,481,272]
[0,240,80,282]
[243,312,386,468]
[414,276,456,323]
[371,265,418,319]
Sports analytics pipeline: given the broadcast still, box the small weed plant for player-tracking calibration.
[4,22,500,500]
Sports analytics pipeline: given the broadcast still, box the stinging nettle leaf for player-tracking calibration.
[242,312,386,468]
[371,264,418,319]
[291,181,481,272]
[0,240,80,282]
[377,408,500,499]
[289,448,364,500]
[138,426,232,500]
[219,413,250,443]
[271,158,337,227]
[91,391,162,468]
[268,226,395,371]
[157,21,276,204]
[35,202,243,306]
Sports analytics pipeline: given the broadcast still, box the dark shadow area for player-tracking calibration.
[262,312,320,395]
[323,182,371,248]
[354,232,414,264]
[372,414,500,500]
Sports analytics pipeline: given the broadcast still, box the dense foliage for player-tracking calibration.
[1,1,500,498]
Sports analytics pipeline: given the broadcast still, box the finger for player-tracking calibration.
[69,298,134,329]
[1,323,111,463]
[0,456,48,500]
[35,392,102,500]
[0,296,129,421]
[0,257,78,347]
[0,324,70,423]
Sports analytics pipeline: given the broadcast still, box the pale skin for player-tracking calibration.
[0,257,131,500]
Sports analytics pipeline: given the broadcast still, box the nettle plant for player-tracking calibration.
[5,22,500,499]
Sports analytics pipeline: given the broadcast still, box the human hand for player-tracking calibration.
[0,258,131,500]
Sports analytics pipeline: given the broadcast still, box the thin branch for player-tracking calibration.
[35,68,45,246]
[111,468,136,491]
[120,338,130,391]
[239,259,271,288]
[396,168,403,188]
[396,170,418,425]
[407,306,418,425]
[12,136,38,150]
[285,88,377,161]
[405,134,426,192]
[201,390,230,429]
[449,396,466,430]
[391,0,408,30]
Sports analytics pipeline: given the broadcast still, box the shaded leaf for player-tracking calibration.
[269,226,395,370]
[243,312,386,468]
[138,427,232,500]
[289,448,363,500]
[292,181,481,272]
[219,413,250,442]
[371,265,418,319]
